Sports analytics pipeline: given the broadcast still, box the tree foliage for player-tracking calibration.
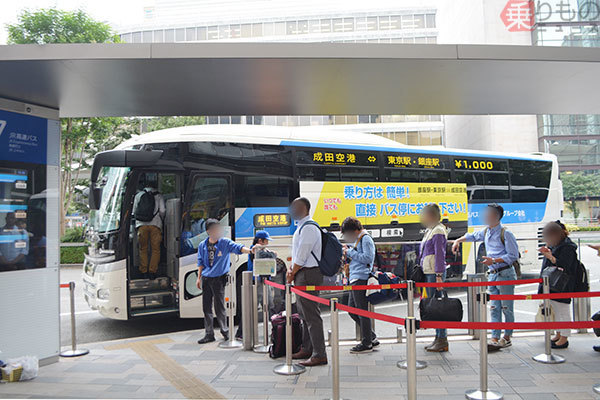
[561,172,600,221]
[6,8,119,44]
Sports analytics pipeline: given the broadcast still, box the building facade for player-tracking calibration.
[533,0,600,174]
[118,0,445,147]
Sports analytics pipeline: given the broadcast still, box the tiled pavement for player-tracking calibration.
[1,330,600,399]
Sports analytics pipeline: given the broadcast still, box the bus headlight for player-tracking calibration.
[97,288,110,300]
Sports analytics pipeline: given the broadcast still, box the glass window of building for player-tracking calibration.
[298,20,309,34]
[197,27,207,40]
[241,24,252,37]
[143,30,153,42]
[252,23,263,37]
[176,28,185,41]
[230,25,241,38]
[154,30,164,42]
[207,26,218,40]
[132,31,142,43]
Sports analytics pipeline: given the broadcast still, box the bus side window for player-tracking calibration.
[455,171,484,201]
[385,169,419,182]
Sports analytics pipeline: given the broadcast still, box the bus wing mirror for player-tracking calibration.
[90,187,103,210]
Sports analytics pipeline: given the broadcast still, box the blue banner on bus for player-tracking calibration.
[0,109,48,165]
[468,202,546,225]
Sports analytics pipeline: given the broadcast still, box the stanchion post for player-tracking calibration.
[369,302,375,333]
[219,274,243,349]
[467,274,485,339]
[533,276,565,364]
[60,281,89,357]
[254,276,270,353]
[273,284,306,375]
[405,316,417,400]
[465,286,503,400]
[241,271,254,350]
[573,268,591,334]
[331,298,340,400]
[397,280,427,370]
[252,277,259,345]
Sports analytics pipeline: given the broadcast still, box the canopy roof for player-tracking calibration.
[1,43,599,117]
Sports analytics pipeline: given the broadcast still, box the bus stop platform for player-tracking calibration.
[1,330,600,400]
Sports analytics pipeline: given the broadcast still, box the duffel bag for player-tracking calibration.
[269,312,302,358]
[419,290,463,322]
[366,272,399,305]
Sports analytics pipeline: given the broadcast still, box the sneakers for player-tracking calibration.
[498,337,512,348]
[197,335,215,344]
[350,343,373,354]
[372,339,380,348]
[488,337,511,352]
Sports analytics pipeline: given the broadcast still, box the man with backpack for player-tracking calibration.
[287,197,327,367]
[452,203,519,350]
[133,175,166,280]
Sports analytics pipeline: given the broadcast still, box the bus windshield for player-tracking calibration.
[89,167,130,233]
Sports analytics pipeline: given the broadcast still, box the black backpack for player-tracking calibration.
[134,190,157,222]
[574,261,589,292]
[299,220,343,277]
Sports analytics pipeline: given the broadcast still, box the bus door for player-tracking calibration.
[179,173,234,318]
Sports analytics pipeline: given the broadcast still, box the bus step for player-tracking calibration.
[129,277,170,292]
[130,306,178,317]
[130,290,175,310]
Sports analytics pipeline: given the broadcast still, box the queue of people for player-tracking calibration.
[182,193,597,365]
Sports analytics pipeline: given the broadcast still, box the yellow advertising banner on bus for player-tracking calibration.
[300,181,468,228]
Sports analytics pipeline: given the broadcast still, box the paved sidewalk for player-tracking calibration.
[1,330,600,399]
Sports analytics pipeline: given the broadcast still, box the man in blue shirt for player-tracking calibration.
[341,216,377,354]
[452,204,520,349]
[196,219,252,344]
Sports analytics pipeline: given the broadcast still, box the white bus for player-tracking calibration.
[83,125,561,320]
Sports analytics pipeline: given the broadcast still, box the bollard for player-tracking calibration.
[330,298,340,400]
[219,274,243,349]
[60,281,89,357]
[405,316,418,400]
[533,276,565,364]
[573,269,591,334]
[467,274,485,339]
[254,276,270,353]
[273,284,306,375]
[241,271,254,350]
[465,286,503,400]
[397,280,427,370]
[396,326,403,343]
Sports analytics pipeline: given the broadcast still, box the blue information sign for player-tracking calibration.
[0,109,48,165]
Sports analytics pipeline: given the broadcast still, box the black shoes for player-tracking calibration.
[551,340,569,349]
[372,339,380,348]
[222,332,229,341]
[593,345,600,352]
[149,273,157,280]
[350,343,373,354]
[197,335,216,344]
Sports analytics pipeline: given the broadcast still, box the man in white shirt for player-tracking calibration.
[133,175,166,280]
[287,197,327,367]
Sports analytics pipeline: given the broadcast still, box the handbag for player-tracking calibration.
[535,302,555,323]
[409,265,426,283]
[419,290,463,322]
[541,266,570,293]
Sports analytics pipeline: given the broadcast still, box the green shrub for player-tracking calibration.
[576,226,600,232]
[60,246,87,264]
[61,226,86,243]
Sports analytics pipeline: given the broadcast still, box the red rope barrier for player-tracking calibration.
[415,278,542,288]
[293,283,408,291]
[291,286,331,306]
[420,320,600,330]
[336,302,406,325]
[59,283,70,288]
[490,291,600,301]
[264,280,285,290]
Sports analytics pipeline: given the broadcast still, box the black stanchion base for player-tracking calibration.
[60,349,89,357]
[465,389,503,400]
